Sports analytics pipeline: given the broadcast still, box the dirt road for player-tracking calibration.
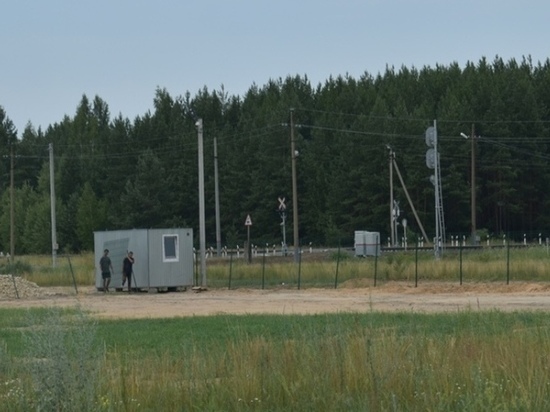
[2,282,550,318]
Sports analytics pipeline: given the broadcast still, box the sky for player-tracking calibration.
[2,0,549,136]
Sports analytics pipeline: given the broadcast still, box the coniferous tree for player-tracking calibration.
[76,182,108,250]
[3,56,550,252]
[119,149,174,228]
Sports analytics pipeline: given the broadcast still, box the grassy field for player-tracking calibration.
[4,245,550,289]
[2,249,550,410]
[1,307,550,410]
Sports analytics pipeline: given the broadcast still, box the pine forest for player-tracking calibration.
[1,56,550,254]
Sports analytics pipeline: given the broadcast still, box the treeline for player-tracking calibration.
[1,55,550,254]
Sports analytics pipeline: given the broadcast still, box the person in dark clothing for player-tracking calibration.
[99,249,113,292]
[122,251,135,292]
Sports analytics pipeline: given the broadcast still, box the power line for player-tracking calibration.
[297,107,550,126]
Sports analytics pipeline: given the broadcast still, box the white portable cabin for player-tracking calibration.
[354,230,381,257]
[94,228,194,291]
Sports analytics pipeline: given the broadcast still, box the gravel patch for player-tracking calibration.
[0,275,45,300]
[3,281,550,317]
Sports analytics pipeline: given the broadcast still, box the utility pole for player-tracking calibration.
[426,122,443,258]
[389,147,395,246]
[10,143,14,261]
[196,119,207,287]
[290,109,300,262]
[49,143,57,267]
[214,136,221,256]
[470,123,476,246]
[433,120,443,258]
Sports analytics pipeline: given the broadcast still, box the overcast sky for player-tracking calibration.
[2,0,548,135]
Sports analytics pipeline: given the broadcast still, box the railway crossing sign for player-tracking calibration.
[278,197,286,212]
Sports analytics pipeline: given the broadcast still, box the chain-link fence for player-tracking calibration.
[198,240,550,290]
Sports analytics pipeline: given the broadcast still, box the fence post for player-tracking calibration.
[374,235,379,287]
[228,251,233,290]
[297,246,302,290]
[261,249,266,290]
[194,249,199,286]
[506,238,510,285]
[66,255,78,294]
[459,240,463,286]
[334,242,341,289]
[9,257,19,299]
[415,237,419,288]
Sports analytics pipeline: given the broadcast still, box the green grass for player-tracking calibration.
[2,308,550,410]
[3,248,550,410]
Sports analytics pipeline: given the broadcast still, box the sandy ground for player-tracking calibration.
[2,282,550,318]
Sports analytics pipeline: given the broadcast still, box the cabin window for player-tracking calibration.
[163,235,179,262]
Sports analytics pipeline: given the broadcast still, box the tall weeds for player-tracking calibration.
[3,310,550,410]
[18,307,101,411]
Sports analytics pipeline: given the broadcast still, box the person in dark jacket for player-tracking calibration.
[122,251,135,292]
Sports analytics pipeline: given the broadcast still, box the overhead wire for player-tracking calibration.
[14,124,287,161]
[10,116,550,172]
[297,106,550,126]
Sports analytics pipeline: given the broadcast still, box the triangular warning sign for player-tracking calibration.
[245,214,252,226]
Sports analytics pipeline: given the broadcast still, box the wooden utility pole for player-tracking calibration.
[389,147,395,246]
[10,143,14,260]
[290,109,300,262]
[49,143,57,267]
[214,137,221,256]
[470,123,476,245]
[196,119,206,287]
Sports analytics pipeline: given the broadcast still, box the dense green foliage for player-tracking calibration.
[2,56,550,253]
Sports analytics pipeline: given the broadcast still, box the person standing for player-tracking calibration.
[99,249,114,292]
[122,251,135,292]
